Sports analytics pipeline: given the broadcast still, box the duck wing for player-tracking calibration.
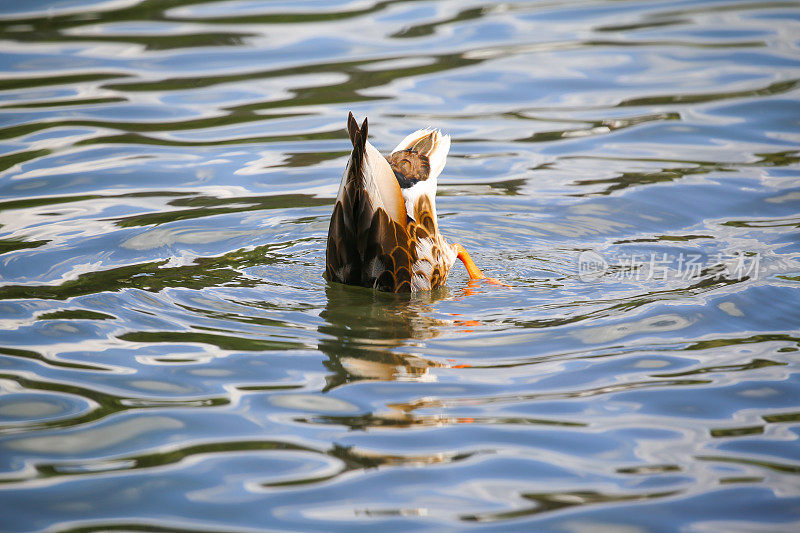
[406,193,457,291]
[325,113,416,292]
[388,128,455,291]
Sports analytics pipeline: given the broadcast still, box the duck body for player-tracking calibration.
[325,113,483,293]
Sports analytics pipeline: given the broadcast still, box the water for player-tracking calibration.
[1,0,799,530]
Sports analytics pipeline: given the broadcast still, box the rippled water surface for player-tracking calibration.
[1,0,800,530]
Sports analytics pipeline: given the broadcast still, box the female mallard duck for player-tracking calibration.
[326,112,487,292]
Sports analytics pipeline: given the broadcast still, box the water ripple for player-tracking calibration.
[1,0,799,530]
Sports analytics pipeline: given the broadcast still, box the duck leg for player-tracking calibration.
[454,243,486,280]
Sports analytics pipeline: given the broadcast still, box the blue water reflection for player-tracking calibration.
[0,0,799,530]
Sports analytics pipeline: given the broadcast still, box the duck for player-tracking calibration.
[325,112,488,292]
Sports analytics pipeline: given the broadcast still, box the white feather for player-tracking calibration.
[391,129,451,223]
[334,139,406,224]
[399,180,436,225]
[391,129,451,181]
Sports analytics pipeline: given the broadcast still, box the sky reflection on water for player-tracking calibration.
[0,0,799,531]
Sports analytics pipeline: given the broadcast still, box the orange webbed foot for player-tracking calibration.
[454,243,485,280]
[454,244,510,288]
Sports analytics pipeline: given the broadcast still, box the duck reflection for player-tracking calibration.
[318,283,478,389]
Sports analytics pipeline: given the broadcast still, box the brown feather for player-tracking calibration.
[326,114,458,293]
[388,149,431,183]
[405,194,453,291]
[326,113,417,293]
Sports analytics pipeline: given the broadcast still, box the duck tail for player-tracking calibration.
[325,113,413,292]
